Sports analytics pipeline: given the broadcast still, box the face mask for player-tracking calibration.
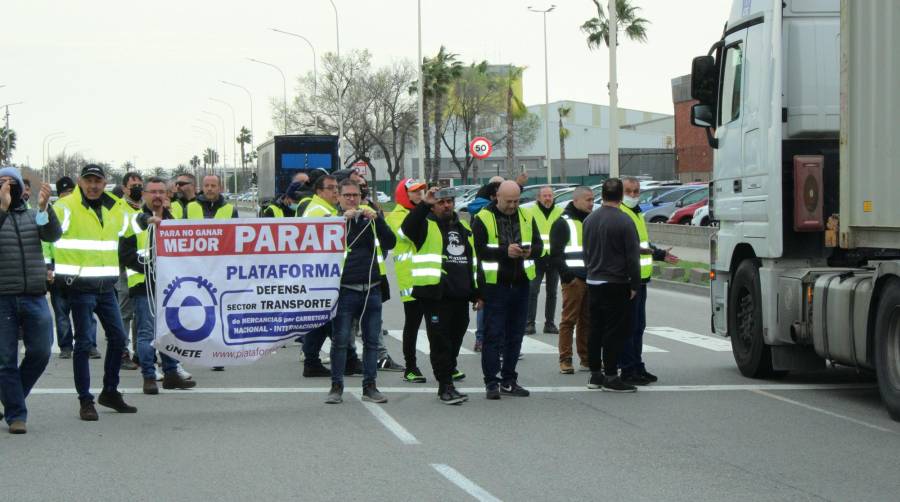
[289,203,299,211]
[129,185,143,201]
[623,195,639,209]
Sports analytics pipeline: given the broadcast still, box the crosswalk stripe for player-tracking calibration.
[645,327,732,352]
[321,338,364,355]
[386,330,475,355]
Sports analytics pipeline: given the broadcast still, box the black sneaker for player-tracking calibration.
[97,390,138,413]
[601,376,638,393]
[525,323,536,335]
[362,384,387,403]
[640,369,659,383]
[543,323,559,334]
[500,382,530,397]
[377,355,403,372]
[451,369,466,381]
[621,373,651,387]
[120,354,139,371]
[448,385,468,402]
[79,399,98,421]
[345,358,363,376]
[587,373,605,389]
[438,384,465,405]
[485,385,501,400]
[303,363,331,378]
[403,367,427,383]
[59,348,73,359]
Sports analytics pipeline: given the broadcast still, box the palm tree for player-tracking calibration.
[581,0,650,49]
[237,126,252,179]
[504,66,528,179]
[0,127,16,164]
[558,104,572,182]
[422,46,464,184]
[203,148,218,171]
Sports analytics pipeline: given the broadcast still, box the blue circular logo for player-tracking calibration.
[162,276,218,343]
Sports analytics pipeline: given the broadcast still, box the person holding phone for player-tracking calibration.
[472,181,543,400]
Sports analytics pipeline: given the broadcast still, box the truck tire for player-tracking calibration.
[874,278,900,420]
[728,260,779,378]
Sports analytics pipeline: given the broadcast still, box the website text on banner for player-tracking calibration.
[153,218,345,367]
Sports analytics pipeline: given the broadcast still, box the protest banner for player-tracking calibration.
[153,217,345,366]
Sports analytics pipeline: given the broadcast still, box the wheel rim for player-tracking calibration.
[735,285,755,355]
[887,306,900,390]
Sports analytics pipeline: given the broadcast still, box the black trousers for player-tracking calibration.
[421,298,469,386]
[587,283,633,376]
[402,300,425,370]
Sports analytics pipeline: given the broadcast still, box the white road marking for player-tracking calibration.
[30,383,876,395]
[349,392,421,445]
[386,329,666,354]
[320,338,364,356]
[751,390,895,433]
[645,326,732,351]
[386,330,474,355]
[431,464,502,502]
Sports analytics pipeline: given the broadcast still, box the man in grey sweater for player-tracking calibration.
[582,178,641,393]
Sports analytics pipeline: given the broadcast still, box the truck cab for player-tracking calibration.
[690,0,900,419]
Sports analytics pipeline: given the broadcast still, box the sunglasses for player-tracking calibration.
[175,181,193,186]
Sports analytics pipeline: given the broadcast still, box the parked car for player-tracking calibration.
[519,183,578,204]
[691,204,711,226]
[376,191,390,203]
[643,187,708,224]
[668,197,708,224]
[638,185,685,212]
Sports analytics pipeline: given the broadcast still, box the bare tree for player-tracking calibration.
[368,62,418,192]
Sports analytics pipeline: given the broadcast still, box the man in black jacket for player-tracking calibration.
[0,167,61,434]
[549,186,594,374]
[582,178,641,393]
[472,181,543,399]
[120,177,197,395]
[325,179,396,405]
[401,187,481,405]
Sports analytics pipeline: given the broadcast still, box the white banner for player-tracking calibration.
[153,217,345,367]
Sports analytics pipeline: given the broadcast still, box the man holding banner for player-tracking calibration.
[122,177,197,395]
[325,179,396,404]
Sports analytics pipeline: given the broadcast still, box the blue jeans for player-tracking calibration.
[303,322,359,367]
[331,287,381,387]
[133,294,177,380]
[481,283,530,387]
[475,310,485,343]
[0,295,52,424]
[50,287,97,350]
[69,290,127,401]
[619,284,647,376]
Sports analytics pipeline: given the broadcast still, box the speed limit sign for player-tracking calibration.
[470,136,493,160]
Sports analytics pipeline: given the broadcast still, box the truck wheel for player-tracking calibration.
[874,278,900,420]
[729,260,779,378]
[700,217,710,226]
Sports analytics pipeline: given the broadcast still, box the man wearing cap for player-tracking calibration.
[186,174,238,220]
[0,167,60,433]
[386,178,428,382]
[526,186,563,336]
[401,186,481,405]
[53,164,138,420]
[261,181,304,218]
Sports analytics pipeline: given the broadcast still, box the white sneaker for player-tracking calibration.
[155,366,164,381]
[176,363,192,381]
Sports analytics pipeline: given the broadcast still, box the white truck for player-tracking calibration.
[689,0,900,419]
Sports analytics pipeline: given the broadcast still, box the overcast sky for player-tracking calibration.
[4,0,731,172]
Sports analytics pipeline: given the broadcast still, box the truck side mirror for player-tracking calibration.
[691,104,719,149]
[691,55,718,106]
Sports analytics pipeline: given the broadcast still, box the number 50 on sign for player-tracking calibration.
[469,136,493,160]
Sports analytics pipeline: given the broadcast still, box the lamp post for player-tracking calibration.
[271,28,320,133]
[42,131,64,181]
[47,134,66,177]
[247,58,288,134]
[202,110,228,181]
[607,0,619,178]
[221,80,256,178]
[192,127,216,175]
[328,0,344,167]
[195,120,219,172]
[528,5,556,184]
[416,0,426,181]
[1,101,24,165]
[210,98,238,194]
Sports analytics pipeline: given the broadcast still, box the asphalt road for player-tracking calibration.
[6,275,899,502]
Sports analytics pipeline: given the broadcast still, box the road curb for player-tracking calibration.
[649,278,708,297]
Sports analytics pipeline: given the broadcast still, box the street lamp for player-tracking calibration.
[271,28,318,99]
[202,110,228,176]
[42,131,64,181]
[247,57,288,134]
[210,98,238,194]
[194,120,219,171]
[607,0,619,178]
[528,4,556,184]
[1,101,24,165]
[327,0,345,167]
[191,127,216,174]
[221,80,254,149]
[416,0,425,181]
